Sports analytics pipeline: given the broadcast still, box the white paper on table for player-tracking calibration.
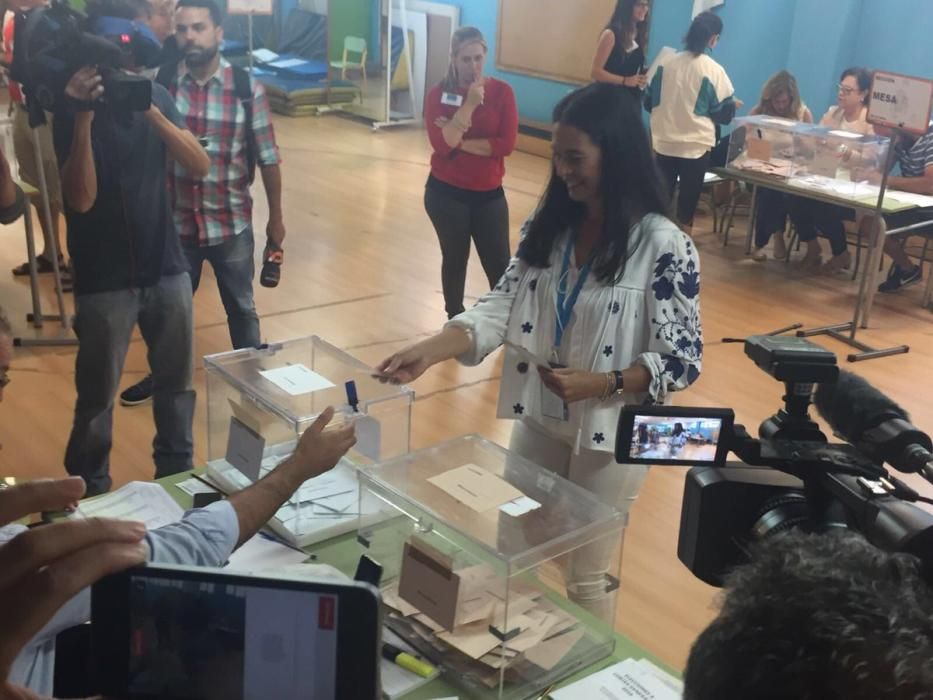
[703,172,721,183]
[381,628,440,699]
[499,495,542,517]
[551,658,681,700]
[224,534,309,573]
[259,364,335,396]
[175,477,219,497]
[73,481,184,530]
[250,48,279,62]
[885,189,933,208]
[269,58,306,68]
[635,659,684,695]
[645,46,676,85]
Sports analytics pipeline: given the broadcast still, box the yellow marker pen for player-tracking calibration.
[382,643,435,678]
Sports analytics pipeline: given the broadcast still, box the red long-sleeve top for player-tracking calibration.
[424,77,518,192]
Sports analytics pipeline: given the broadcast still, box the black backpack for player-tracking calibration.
[155,60,258,184]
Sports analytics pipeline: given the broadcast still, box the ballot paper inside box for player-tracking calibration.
[726,115,891,198]
[203,336,413,547]
[355,434,627,700]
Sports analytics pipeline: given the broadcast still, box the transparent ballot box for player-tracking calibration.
[726,115,891,199]
[357,435,626,699]
[204,336,413,547]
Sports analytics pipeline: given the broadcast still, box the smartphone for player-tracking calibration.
[92,564,381,700]
[615,405,734,467]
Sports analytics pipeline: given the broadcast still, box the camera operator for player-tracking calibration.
[683,529,933,700]
[0,300,356,697]
[53,0,209,496]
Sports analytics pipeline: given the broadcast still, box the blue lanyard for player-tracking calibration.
[554,233,592,351]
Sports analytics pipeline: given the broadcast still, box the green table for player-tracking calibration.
[157,471,679,698]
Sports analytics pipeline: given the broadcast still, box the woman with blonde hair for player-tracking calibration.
[423,26,518,319]
[749,70,813,261]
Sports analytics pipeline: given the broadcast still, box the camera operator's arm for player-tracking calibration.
[59,68,103,213]
[227,406,356,548]
[145,104,209,178]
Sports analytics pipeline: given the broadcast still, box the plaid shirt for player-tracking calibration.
[168,58,280,247]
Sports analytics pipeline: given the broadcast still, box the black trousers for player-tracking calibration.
[655,151,711,226]
[424,182,511,318]
[754,188,789,249]
[787,197,849,257]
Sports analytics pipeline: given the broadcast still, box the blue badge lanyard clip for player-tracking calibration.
[553,233,592,365]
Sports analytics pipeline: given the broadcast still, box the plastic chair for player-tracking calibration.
[330,36,367,87]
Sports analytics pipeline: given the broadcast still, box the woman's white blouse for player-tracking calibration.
[447,213,703,454]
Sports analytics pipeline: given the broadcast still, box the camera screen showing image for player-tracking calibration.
[616,406,734,466]
[125,574,339,699]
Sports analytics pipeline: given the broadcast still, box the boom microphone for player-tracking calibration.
[814,370,933,483]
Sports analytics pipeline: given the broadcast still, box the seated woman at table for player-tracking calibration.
[748,71,813,261]
[786,67,875,273]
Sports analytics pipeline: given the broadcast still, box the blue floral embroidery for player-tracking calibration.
[513,403,525,415]
[652,251,700,301]
[603,345,613,357]
[608,301,620,314]
[663,356,685,382]
[517,362,529,374]
[521,322,534,334]
[653,306,702,363]
[529,279,538,291]
[593,432,606,444]
[678,258,700,299]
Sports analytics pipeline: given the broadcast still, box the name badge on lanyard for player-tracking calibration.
[441,92,464,107]
[541,234,592,422]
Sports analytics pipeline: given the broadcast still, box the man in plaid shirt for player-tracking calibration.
[121,0,285,406]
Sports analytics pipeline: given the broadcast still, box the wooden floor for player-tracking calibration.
[2,113,932,671]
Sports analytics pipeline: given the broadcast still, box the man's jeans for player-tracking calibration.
[185,229,261,350]
[65,273,195,495]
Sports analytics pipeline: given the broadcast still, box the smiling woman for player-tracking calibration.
[378,83,702,623]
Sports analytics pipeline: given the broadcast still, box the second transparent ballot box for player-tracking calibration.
[204,336,413,546]
[356,435,626,699]
[726,115,891,198]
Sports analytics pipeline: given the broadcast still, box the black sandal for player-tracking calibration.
[12,255,69,276]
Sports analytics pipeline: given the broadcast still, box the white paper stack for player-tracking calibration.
[551,657,682,699]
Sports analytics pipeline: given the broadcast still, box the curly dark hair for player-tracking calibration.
[684,529,933,700]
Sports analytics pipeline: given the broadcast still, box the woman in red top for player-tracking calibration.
[424,26,518,319]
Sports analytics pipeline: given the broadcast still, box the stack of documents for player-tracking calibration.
[551,657,683,699]
[382,538,583,691]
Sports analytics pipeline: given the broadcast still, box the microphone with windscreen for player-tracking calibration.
[814,370,933,485]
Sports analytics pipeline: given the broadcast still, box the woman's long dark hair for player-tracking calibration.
[684,11,722,55]
[606,0,649,52]
[518,83,670,284]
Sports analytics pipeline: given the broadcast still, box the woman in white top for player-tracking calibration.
[819,67,873,136]
[644,11,738,235]
[378,84,703,621]
[787,67,874,273]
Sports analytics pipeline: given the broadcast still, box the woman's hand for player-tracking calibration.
[537,367,608,403]
[377,344,434,385]
[377,327,473,385]
[624,73,648,89]
[466,79,486,108]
